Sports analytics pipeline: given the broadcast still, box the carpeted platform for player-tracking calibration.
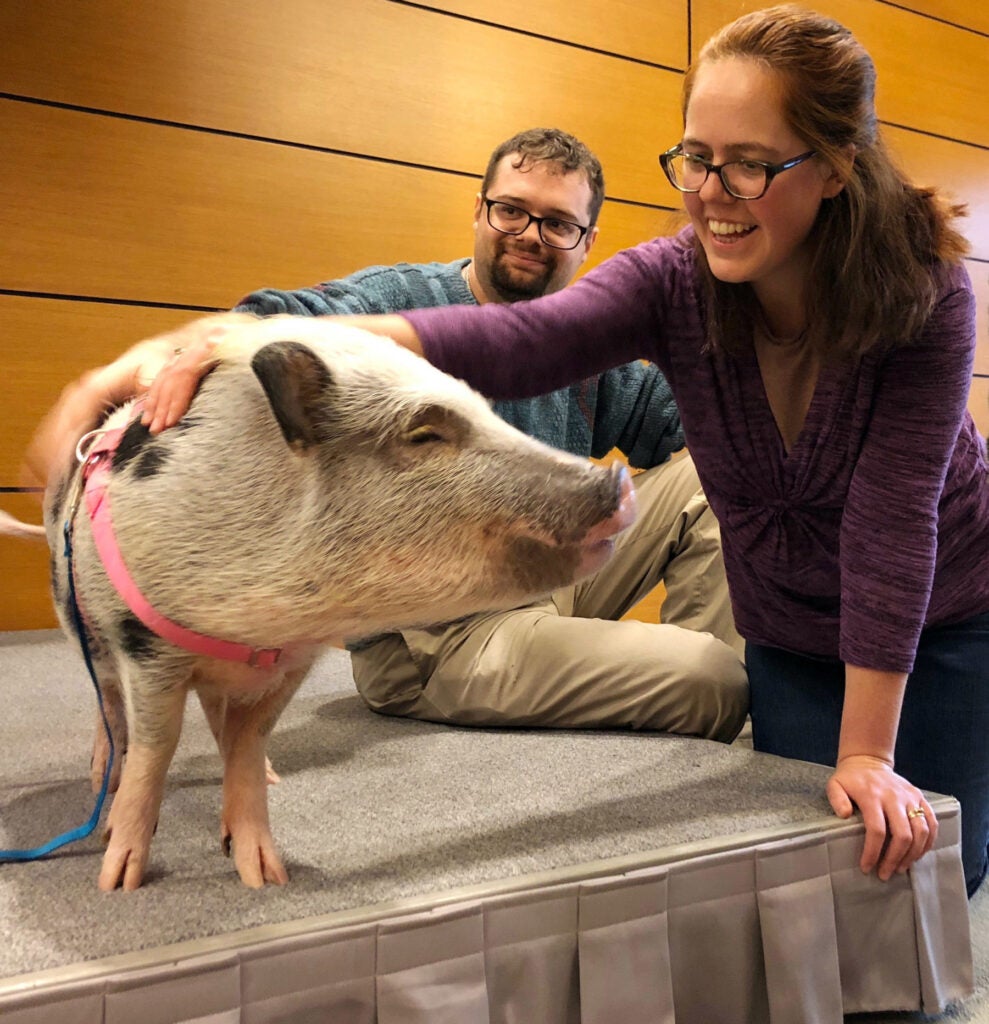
[0,630,979,1022]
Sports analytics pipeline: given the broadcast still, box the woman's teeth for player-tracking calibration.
[709,220,755,237]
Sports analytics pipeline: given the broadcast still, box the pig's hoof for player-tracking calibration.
[222,829,289,887]
[265,757,281,786]
[98,841,150,892]
[248,848,289,888]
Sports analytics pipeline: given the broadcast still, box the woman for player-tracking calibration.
[29,6,989,893]
[317,4,988,894]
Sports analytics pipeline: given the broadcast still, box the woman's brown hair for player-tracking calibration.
[683,4,969,359]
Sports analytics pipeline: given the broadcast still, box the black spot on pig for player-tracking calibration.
[113,420,171,480]
[112,419,151,468]
[134,445,171,480]
[172,416,202,433]
[118,615,159,662]
[50,549,67,610]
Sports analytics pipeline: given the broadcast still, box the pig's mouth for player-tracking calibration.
[512,464,638,581]
[576,536,617,578]
[574,469,637,573]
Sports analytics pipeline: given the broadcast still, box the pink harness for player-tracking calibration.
[79,419,283,669]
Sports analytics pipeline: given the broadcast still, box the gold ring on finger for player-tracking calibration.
[907,807,926,819]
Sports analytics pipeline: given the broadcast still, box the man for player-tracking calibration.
[26,128,748,740]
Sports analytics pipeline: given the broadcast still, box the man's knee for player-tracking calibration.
[350,634,425,715]
[691,635,749,740]
[641,629,749,741]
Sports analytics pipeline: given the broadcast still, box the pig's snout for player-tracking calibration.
[583,464,636,544]
[574,463,636,577]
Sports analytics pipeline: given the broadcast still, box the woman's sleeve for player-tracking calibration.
[405,243,672,400]
[839,268,977,672]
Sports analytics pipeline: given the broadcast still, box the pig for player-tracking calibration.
[2,317,635,891]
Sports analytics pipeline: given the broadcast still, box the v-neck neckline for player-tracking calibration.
[747,340,827,464]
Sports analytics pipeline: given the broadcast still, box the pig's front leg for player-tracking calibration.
[202,671,305,888]
[99,671,187,891]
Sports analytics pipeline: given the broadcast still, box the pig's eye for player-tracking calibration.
[406,425,445,445]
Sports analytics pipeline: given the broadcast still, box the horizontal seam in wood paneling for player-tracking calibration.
[7,100,986,161]
[0,92,484,179]
[0,288,223,313]
[388,0,685,72]
[876,0,989,38]
[881,119,989,152]
[604,196,682,213]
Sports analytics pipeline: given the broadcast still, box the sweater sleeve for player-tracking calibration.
[839,266,977,672]
[405,241,680,400]
[233,261,471,317]
[590,362,684,468]
[234,282,384,316]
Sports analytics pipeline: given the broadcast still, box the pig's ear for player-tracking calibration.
[251,341,336,449]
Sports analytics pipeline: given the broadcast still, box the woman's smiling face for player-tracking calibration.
[681,57,845,303]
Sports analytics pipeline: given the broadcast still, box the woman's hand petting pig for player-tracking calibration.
[139,314,258,434]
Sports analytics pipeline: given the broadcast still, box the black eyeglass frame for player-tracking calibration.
[481,197,590,251]
[659,144,817,200]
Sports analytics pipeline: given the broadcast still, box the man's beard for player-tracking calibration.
[487,243,557,302]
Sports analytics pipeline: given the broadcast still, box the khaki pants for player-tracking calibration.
[351,454,748,742]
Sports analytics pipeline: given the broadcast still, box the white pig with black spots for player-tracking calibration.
[2,317,635,891]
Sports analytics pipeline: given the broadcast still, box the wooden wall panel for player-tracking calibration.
[10,105,974,315]
[969,377,989,439]
[884,127,989,262]
[596,204,689,253]
[0,101,467,307]
[421,0,688,68]
[691,0,988,148]
[0,100,682,310]
[0,494,53,631]
[0,0,682,207]
[971,261,989,376]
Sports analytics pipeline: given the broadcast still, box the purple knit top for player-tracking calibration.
[406,228,989,673]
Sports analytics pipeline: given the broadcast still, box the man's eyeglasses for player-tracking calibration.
[659,144,817,200]
[482,198,589,250]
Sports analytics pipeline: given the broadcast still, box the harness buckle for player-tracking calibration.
[248,648,281,669]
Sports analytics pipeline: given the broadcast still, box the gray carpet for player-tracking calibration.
[1,630,985,1021]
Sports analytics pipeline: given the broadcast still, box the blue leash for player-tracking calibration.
[0,516,115,861]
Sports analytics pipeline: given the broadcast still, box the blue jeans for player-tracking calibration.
[747,611,989,897]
